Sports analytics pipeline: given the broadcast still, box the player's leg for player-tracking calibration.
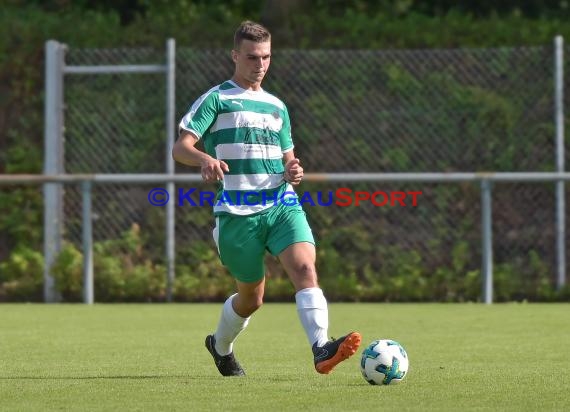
[206,214,265,376]
[266,203,327,347]
[213,277,265,356]
[277,241,328,346]
[268,204,361,374]
[279,242,361,374]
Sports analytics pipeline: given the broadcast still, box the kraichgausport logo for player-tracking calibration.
[147,188,422,207]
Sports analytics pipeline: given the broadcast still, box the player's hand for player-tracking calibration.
[285,158,303,186]
[200,157,229,183]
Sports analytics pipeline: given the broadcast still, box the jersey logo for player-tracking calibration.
[231,100,244,108]
[243,128,279,146]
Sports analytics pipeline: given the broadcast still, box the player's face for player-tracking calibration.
[232,40,271,90]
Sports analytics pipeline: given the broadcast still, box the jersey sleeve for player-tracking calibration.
[178,91,219,140]
[280,105,294,153]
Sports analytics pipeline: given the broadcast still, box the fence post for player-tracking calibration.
[481,179,493,304]
[43,40,64,303]
[165,39,176,302]
[554,35,566,291]
[82,181,94,304]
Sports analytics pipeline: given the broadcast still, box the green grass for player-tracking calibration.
[1,303,569,411]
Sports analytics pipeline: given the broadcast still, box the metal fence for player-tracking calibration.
[35,38,568,303]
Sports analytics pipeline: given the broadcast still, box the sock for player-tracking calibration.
[214,293,250,356]
[295,287,329,348]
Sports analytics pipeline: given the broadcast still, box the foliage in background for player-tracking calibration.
[1,1,570,301]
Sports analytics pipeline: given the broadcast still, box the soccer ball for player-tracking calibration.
[360,339,409,385]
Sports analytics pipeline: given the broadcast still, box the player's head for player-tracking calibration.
[231,21,271,90]
[233,20,271,50]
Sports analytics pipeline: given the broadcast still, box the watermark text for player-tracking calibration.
[148,188,422,207]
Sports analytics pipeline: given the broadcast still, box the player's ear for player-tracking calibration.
[231,50,238,64]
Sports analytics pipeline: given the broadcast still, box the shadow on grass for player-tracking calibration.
[0,375,208,380]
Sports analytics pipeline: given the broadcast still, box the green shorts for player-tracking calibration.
[212,202,315,283]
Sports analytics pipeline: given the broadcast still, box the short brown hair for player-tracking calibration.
[234,20,271,50]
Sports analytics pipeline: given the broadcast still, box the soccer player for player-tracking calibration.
[172,20,361,376]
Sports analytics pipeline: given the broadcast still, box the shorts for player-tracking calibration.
[212,202,315,283]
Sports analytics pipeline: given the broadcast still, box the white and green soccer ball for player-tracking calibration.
[360,339,409,385]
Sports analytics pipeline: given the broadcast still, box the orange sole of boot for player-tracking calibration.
[315,332,362,374]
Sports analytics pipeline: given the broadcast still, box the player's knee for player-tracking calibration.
[234,299,262,317]
[234,292,264,316]
[246,297,263,313]
[297,263,318,282]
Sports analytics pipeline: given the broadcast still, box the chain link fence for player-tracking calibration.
[62,44,569,301]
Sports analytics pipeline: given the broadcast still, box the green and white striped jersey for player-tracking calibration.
[179,80,297,216]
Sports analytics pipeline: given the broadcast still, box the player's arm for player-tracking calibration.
[283,150,303,186]
[172,131,228,182]
[280,105,303,186]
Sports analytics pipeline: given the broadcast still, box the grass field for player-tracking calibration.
[1,303,569,411]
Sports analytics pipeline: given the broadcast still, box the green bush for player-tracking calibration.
[1,233,565,302]
[51,242,84,300]
[0,246,44,301]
